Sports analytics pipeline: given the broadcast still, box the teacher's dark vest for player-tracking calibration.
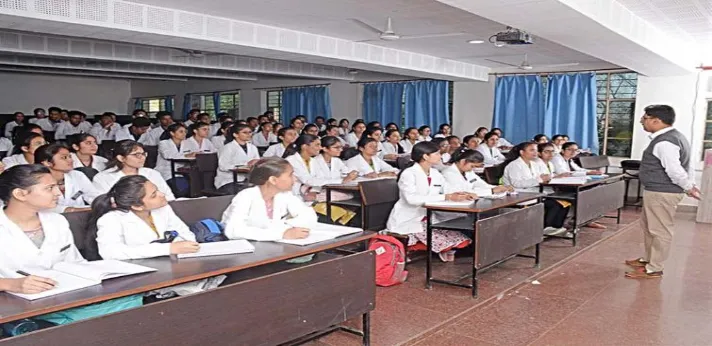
[639,128,690,194]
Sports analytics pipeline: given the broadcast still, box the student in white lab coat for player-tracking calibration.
[324,125,347,147]
[154,123,195,192]
[182,122,217,154]
[551,134,568,154]
[54,111,92,140]
[93,140,175,201]
[312,136,360,187]
[221,157,318,241]
[433,123,451,139]
[143,111,175,146]
[122,109,147,130]
[115,117,153,144]
[215,124,261,192]
[442,149,514,196]
[263,127,298,158]
[386,142,473,262]
[399,127,421,154]
[363,127,389,160]
[4,112,24,138]
[491,128,513,149]
[183,109,200,128]
[474,127,488,143]
[533,134,549,144]
[337,119,350,138]
[251,122,277,147]
[0,165,142,321]
[382,129,405,158]
[90,112,122,144]
[345,120,366,148]
[476,132,506,166]
[551,142,602,176]
[2,132,45,169]
[210,121,233,152]
[418,125,432,142]
[302,123,320,137]
[69,133,108,175]
[502,142,570,235]
[462,134,480,151]
[85,175,198,261]
[35,142,99,213]
[431,137,451,171]
[0,136,12,153]
[346,137,399,177]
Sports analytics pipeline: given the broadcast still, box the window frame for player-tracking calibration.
[266,90,283,122]
[703,99,712,161]
[596,71,637,157]
[137,96,174,118]
[190,90,240,120]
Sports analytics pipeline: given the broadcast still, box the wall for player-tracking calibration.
[452,77,495,137]
[0,72,131,115]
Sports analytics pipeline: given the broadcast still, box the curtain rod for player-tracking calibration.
[350,78,438,84]
[185,88,241,95]
[492,67,631,77]
[253,83,330,91]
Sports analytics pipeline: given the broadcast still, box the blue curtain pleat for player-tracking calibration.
[213,92,221,116]
[281,86,332,125]
[492,75,545,145]
[164,96,173,113]
[362,82,405,126]
[544,73,599,153]
[403,80,449,129]
[182,93,191,119]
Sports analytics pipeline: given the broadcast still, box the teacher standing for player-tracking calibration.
[626,105,701,279]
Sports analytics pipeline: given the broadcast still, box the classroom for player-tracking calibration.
[0,1,711,345]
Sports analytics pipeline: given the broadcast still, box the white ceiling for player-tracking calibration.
[127,0,619,72]
[617,0,712,45]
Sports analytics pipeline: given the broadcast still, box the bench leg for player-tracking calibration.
[534,243,541,268]
[362,312,370,346]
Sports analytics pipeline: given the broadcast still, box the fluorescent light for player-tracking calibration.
[467,39,484,44]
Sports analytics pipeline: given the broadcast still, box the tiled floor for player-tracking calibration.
[305,207,704,346]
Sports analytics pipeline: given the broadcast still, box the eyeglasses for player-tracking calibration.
[542,150,555,154]
[128,152,148,158]
[240,131,253,135]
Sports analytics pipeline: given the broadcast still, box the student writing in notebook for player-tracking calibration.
[221,157,318,241]
[0,165,141,324]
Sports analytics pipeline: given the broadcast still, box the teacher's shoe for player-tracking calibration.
[625,258,649,268]
[625,267,663,279]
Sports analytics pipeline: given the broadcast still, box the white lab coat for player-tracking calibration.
[30,118,56,132]
[54,122,92,140]
[209,123,221,138]
[418,135,432,142]
[286,154,319,196]
[312,155,351,185]
[345,132,361,147]
[263,143,288,158]
[181,136,216,154]
[143,126,168,146]
[476,144,505,166]
[0,210,85,278]
[551,155,587,176]
[1,153,29,169]
[503,157,550,193]
[382,142,403,156]
[71,153,107,171]
[155,139,191,180]
[251,132,277,147]
[221,186,318,241]
[52,170,100,213]
[210,136,227,152]
[386,164,446,235]
[497,138,514,148]
[399,139,420,154]
[96,205,195,260]
[0,137,12,152]
[90,124,121,144]
[345,154,399,175]
[93,167,176,201]
[215,141,260,188]
[114,127,152,144]
[4,121,22,138]
[440,165,494,196]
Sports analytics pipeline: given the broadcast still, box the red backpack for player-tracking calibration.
[368,235,408,287]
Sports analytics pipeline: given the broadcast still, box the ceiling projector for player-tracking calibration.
[494,28,533,45]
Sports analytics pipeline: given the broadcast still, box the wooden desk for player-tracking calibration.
[424,192,545,297]
[0,233,376,346]
[230,165,251,185]
[168,157,195,191]
[324,178,398,231]
[540,174,625,246]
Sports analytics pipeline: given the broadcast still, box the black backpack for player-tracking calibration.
[189,219,228,243]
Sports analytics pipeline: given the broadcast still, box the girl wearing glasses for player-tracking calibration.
[1,132,45,169]
[551,142,602,176]
[93,140,175,201]
[215,124,260,193]
[35,142,99,213]
[346,137,399,177]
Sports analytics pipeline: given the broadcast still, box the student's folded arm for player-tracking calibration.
[399,171,445,206]
[96,217,171,260]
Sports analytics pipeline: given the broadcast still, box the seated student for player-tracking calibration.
[0,134,12,153]
[2,132,46,169]
[35,142,99,213]
[154,124,194,193]
[384,122,399,132]
[302,124,320,137]
[221,157,318,241]
[263,127,297,158]
[446,135,461,155]
[0,165,142,325]
[502,142,570,236]
[115,117,152,144]
[215,124,260,193]
[183,109,200,128]
[382,129,404,158]
[210,113,232,138]
[337,119,350,137]
[70,133,108,174]
[363,127,388,159]
[386,142,473,262]
[474,127,488,144]
[346,137,399,177]
[144,111,175,146]
[418,125,432,142]
[476,132,506,165]
[461,134,479,150]
[182,122,217,154]
[90,112,121,144]
[551,142,602,177]
[251,121,277,147]
[122,109,148,129]
[431,137,451,169]
[289,117,305,135]
[533,134,549,144]
[54,111,92,140]
[551,134,568,154]
[324,125,347,146]
[434,123,451,139]
[345,120,366,148]
[210,121,233,152]
[93,140,175,201]
[365,121,381,132]
[87,175,199,261]
[491,128,513,149]
[399,127,421,154]
[442,148,514,196]
[4,111,24,138]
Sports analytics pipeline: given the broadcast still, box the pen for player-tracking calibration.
[16,270,31,277]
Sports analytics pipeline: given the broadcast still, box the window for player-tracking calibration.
[266,90,283,121]
[704,100,712,160]
[138,97,173,117]
[220,92,240,119]
[596,72,638,157]
[448,81,454,125]
[190,91,240,120]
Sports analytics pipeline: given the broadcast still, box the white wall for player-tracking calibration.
[452,77,495,137]
[0,73,131,115]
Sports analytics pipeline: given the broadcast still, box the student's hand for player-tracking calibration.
[540,174,552,183]
[687,186,702,200]
[247,159,260,166]
[170,241,200,254]
[492,186,510,194]
[283,227,310,239]
[588,170,603,175]
[184,152,198,158]
[557,172,573,178]
[342,171,359,183]
[6,276,57,294]
[378,172,397,178]
[303,192,318,202]
[445,192,473,202]
[364,172,379,179]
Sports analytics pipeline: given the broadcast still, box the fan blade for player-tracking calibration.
[484,58,520,68]
[349,18,383,35]
[542,62,580,67]
[399,32,465,40]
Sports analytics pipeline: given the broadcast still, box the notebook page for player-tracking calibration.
[277,223,363,246]
[6,269,99,301]
[177,240,255,259]
[54,260,156,281]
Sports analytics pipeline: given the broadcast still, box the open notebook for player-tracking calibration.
[177,240,255,259]
[7,260,156,300]
[276,223,363,246]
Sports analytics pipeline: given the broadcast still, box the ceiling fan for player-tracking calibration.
[485,54,579,70]
[350,17,465,42]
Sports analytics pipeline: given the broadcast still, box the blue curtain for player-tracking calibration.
[403,80,449,129]
[213,92,221,117]
[362,82,405,127]
[492,75,545,145]
[544,73,599,153]
[134,98,142,111]
[163,96,173,113]
[182,93,191,119]
[281,86,332,125]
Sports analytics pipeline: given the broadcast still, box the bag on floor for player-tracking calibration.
[189,219,228,243]
[368,235,407,287]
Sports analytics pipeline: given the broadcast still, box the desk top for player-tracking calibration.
[541,173,624,188]
[230,166,251,174]
[424,192,544,213]
[0,232,375,323]
[324,177,397,192]
[168,157,195,163]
